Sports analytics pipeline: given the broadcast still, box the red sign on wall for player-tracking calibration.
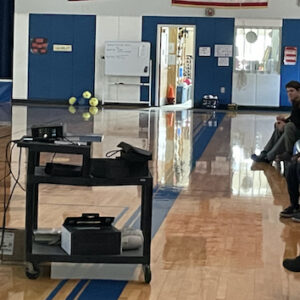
[30,38,48,55]
[284,46,297,65]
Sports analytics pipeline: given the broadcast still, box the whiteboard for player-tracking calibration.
[105,41,151,76]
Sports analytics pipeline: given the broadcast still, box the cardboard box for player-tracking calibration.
[0,228,25,262]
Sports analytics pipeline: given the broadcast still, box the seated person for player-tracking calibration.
[280,155,300,272]
[251,80,300,163]
[280,157,300,218]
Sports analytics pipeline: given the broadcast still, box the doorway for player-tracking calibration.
[156,25,195,108]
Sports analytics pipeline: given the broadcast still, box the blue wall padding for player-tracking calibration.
[281,19,300,107]
[28,14,96,100]
[142,16,234,107]
[0,81,12,102]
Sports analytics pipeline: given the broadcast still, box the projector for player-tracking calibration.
[31,125,64,140]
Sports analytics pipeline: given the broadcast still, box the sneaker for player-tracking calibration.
[283,256,300,272]
[292,212,300,222]
[251,153,270,163]
[280,206,300,218]
[275,152,292,162]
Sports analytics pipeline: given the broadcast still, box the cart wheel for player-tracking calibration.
[143,264,151,283]
[25,263,40,280]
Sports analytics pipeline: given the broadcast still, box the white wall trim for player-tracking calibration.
[235,18,283,27]
[13,13,29,99]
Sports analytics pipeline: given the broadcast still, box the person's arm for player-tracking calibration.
[276,114,290,122]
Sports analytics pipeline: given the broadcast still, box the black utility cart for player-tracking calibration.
[17,138,153,283]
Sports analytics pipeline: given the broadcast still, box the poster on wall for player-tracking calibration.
[199,47,211,56]
[214,45,233,57]
[218,57,229,67]
[171,0,268,7]
[30,38,48,54]
[284,46,297,65]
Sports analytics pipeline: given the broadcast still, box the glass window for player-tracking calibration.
[234,27,281,74]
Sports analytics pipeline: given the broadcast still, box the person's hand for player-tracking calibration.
[275,120,286,132]
[292,153,300,161]
[276,114,288,122]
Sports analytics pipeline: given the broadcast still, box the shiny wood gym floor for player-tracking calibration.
[1,103,300,299]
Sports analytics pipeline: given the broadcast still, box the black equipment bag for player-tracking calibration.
[117,142,152,163]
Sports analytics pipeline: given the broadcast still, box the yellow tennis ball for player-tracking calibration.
[82,112,91,121]
[89,106,98,115]
[89,97,99,107]
[68,105,76,114]
[82,91,92,99]
[69,96,77,105]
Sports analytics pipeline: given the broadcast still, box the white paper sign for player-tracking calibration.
[168,54,176,65]
[218,57,229,67]
[214,45,233,57]
[169,43,175,53]
[53,44,72,52]
[199,47,211,56]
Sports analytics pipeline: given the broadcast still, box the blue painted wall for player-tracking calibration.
[281,19,300,107]
[28,14,96,101]
[0,81,12,102]
[142,16,234,107]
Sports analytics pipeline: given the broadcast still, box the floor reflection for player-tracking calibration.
[9,105,215,189]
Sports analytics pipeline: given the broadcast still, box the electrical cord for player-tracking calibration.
[0,141,23,255]
[50,153,56,163]
[0,140,25,191]
[62,136,77,145]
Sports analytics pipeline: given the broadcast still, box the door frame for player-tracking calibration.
[155,24,196,107]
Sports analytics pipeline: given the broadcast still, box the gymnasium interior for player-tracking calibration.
[1,0,300,299]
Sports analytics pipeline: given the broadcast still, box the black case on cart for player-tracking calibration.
[61,213,121,255]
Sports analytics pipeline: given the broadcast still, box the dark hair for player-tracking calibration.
[285,80,300,90]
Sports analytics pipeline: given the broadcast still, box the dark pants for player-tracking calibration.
[264,122,300,161]
[285,161,300,208]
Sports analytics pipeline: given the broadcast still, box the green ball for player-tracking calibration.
[89,97,99,107]
[89,106,98,115]
[68,105,76,114]
[82,91,92,99]
[82,112,91,121]
[69,96,77,105]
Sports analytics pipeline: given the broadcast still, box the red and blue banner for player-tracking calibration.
[172,0,268,7]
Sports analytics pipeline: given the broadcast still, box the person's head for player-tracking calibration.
[286,81,300,102]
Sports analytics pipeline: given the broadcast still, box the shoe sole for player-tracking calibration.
[280,211,300,218]
[280,214,294,218]
[292,217,300,222]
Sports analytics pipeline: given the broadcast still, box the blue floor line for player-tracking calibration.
[123,205,142,228]
[46,112,224,300]
[78,280,127,300]
[45,279,68,300]
[66,280,89,300]
[113,207,129,225]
